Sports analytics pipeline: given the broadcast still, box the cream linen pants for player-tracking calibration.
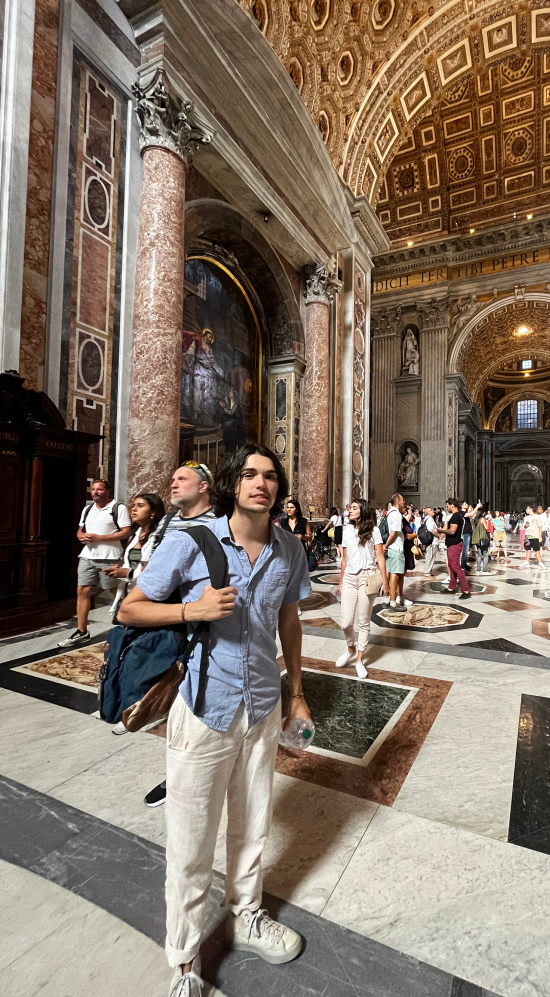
[340,569,376,651]
[424,542,437,574]
[165,693,281,968]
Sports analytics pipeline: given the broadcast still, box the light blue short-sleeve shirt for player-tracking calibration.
[137,516,311,731]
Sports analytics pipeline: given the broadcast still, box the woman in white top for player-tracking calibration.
[321,506,343,560]
[105,492,166,612]
[521,505,548,570]
[336,499,389,678]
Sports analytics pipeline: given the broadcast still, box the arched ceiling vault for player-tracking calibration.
[453,299,550,403]
[237,0,550,245]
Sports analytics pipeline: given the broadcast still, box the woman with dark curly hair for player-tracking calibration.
[336,498,388,678]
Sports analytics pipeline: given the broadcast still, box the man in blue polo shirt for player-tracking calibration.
[119,444,311,997]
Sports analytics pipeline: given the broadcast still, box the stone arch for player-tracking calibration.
[341,0,537,204]
[184,199,304,360]
[511,462,544,481]
[448,293,550,404]
[488,388,550,432]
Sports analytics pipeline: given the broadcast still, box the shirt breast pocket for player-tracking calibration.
[263,571,288,613]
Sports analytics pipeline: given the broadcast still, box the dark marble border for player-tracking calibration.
[508,693,550,855]
[301,626,550,670]
[0,636,108,713]
[277,657,452,806]
[0,776,498,997]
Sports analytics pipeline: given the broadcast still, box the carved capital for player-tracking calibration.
[417,298,449,330]
[132,70,212,163]
[304,264,341,305]
[371,304,401,338]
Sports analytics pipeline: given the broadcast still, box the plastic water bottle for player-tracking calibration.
[279,718,315,749]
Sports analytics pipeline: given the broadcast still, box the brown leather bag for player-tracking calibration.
[122,660,185,733]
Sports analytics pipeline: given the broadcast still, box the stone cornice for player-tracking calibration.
[373,216,550,279]
[345,187,391,260]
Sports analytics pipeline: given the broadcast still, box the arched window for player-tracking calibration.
[517,399,538,430]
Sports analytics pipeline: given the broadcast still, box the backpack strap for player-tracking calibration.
[185,525,228,590]
[150,510,180,553]
[81,501,93,528]
[111,501,123,530]
[184,525,228,716]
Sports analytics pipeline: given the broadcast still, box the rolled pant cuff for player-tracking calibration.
[165,942,199,969]
[225,900,261,916]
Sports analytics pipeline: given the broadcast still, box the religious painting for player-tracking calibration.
[182,257,261,466]
[483,385,506,419]
[495,405,512,433]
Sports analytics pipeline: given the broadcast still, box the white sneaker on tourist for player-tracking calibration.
[225,908,302,964]
[335,647,357,668]
[168,956,226,997]
[111,721,127,735]
[355,660,367,679]
[397,597,413,607]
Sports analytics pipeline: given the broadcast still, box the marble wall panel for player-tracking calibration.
[60,55,126,487]
[19,0,59,391]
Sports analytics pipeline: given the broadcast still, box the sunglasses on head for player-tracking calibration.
[181,460,213,484]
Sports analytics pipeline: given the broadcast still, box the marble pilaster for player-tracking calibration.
[126,73,211,501]
[300,264,339,519]
[267,355,305,499]
[479,430,495,508]
[370,309,401,507]
[418,299,449,506]
[0,0,36,374]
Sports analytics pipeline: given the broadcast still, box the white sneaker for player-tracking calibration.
[397,598,413,607]
[226,908,302,965]
[111,721,127,735]
[335,647,356,668]
[58,629,91,648]
[168,956,225,997]
[355,660,367,679]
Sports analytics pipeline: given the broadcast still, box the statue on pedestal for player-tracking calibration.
[401,327,420,376]
[398,446,420,488]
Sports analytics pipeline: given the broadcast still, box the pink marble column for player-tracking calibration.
[127,147,186,501]
[300,265,335,519]
[126,73,210,501]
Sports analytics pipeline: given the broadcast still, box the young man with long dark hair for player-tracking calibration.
[118,444,312,997]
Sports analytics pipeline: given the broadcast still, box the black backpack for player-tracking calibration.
[99,525,227,725]
[379,515,390,545]
[417,518,435,547]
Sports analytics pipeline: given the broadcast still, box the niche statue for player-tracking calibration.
[401,328,420,376]
[398,446,420,488]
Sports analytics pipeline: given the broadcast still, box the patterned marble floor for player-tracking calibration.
[2,537,550,996]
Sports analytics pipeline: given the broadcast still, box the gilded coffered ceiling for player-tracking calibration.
[236,0,550,245]
[453,299,550,404]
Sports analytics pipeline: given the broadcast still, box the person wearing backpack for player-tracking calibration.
[419,506,439,576]
[471,507,491,575]
[143,460,217,807]
[58,478,131,648]
[118,444,312,997]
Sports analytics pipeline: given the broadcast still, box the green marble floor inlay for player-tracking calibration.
[281,670,410,758]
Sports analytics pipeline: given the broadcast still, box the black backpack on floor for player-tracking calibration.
[99,525,227,727]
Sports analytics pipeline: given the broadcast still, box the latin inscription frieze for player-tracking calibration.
[373,247,550,294]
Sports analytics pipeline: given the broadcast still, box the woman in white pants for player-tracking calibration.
[336,499,389,678]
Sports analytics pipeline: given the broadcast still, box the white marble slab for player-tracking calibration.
[322,806,550,997]
[0,860,170,996]
[50,732,168,847]
[213,773,378,915]
[416,652,550,694]
[0,693,131,794]
[394,684,520,838]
